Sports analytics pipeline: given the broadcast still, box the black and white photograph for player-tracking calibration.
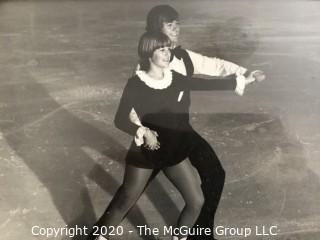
[0,0,319,240]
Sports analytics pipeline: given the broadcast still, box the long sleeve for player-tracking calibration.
[114,79,140,136]
[186,49,248,77]
[188,74,236,91]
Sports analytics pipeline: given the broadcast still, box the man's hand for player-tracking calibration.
[252,70,266,82]
[245,70,266,85]
[144,129,160,150]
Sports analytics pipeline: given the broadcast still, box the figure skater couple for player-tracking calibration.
[87,5,265,240]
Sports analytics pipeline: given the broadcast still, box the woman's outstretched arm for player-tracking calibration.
[187,73,247,96]
[189,74,237,91]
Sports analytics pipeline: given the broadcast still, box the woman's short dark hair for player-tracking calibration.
[146,5,179,33]
[138,32,171,71]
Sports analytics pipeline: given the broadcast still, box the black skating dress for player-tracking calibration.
[114,70,237,169]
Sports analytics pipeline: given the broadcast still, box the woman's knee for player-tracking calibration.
[195,190,205,210]
[187,187,205,213]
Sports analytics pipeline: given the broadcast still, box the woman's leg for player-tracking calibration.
[163,160,204,240]
[88,164,153,239]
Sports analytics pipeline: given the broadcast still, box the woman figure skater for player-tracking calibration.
[88,32,251,240]
[128,5,266,240]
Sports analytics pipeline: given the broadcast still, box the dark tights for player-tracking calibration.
[90,159,204,239]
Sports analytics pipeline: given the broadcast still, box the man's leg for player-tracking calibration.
[187,133,226,240]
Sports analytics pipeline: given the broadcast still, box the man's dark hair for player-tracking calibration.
[146,5,179,33]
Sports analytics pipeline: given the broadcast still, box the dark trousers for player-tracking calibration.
[187,132,225,240]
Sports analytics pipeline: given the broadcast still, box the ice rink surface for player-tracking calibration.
[0,0,320,239]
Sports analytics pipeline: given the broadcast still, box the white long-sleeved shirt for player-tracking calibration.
[186,49,247,76]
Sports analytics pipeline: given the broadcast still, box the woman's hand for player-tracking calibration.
[245,70,266,85]
[143,129,160,150]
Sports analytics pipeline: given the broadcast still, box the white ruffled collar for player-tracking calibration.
[136,69,172,90]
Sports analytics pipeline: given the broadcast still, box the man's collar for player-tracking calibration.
[170,45,183,60]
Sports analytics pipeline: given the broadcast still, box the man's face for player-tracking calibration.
[162,20,180,44]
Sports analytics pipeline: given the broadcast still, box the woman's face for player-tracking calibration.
[149,46,171,69]
[162,20,180,45]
